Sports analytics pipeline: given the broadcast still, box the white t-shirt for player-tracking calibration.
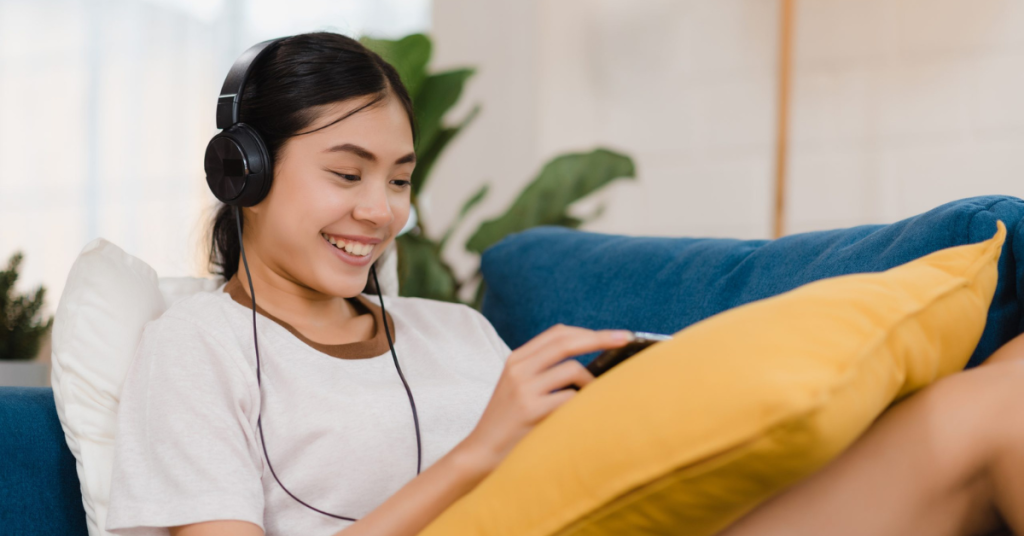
[106,277,511,536]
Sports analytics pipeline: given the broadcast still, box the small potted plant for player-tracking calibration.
[0,252,53,387]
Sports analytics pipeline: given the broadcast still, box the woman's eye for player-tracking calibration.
[329,170,409,188]
[331,171,360,182]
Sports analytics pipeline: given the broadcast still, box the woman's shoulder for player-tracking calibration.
[141,285,240,346]
[130,286,255,381]
[161,284,236,323]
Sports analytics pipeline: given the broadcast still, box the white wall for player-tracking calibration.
[428,0,1024,284]
[7,0,1024,307]
[788,0,1024,233]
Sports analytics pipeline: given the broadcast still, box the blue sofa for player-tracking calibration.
[0,387,89,534]
[4,195,1023,535]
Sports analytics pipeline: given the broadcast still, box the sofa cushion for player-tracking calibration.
[421,223,1004,536]
[50,239,169,536]
[0,387,88,535]
[49,237,403,536]
[481,195,1024,368]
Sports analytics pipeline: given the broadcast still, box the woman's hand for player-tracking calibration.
[458,324,635,473]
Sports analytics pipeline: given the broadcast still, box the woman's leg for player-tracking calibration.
[717,333,1024,536]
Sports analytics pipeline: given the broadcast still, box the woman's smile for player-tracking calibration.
[321,232,376,266]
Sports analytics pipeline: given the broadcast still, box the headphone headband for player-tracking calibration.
[215,37,286,130]
[206,37,286,206]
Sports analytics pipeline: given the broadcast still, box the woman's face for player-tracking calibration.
[245,93,414,298]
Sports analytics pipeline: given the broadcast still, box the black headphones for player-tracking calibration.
[207,37,424,523]
[204,37,283,207]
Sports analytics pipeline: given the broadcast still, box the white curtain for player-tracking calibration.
[0,0,429,308]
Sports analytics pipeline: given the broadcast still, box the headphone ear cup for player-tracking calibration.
[204,123,273,207]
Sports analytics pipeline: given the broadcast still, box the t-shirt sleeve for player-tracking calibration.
[105,313,265,535]
[466,306,513,363]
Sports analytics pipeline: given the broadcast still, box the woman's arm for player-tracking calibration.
[170,325,633,536]
[335,325,632,535]
[328,437,494,535]
[168,441,490,536]
[169,521,263,535]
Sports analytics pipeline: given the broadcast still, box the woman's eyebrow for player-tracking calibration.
[325,143,416,165]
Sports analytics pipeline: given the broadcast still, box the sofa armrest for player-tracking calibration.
[0,387,88,535]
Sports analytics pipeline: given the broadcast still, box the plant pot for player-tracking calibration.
[0,361,50,387]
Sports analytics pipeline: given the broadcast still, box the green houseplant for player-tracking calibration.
[0,252,52,362]
[0,251,53,387]
[361,34,635,309]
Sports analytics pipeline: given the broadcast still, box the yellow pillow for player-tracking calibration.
[420,221,1006,536]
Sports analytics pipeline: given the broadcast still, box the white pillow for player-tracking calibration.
[51,238,399,536]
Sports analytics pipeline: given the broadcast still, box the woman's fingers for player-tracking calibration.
[514,324,632,375]
[463,325,631,471]
[504,324,569,364]
[536,388,577,416]
[510,324,616,362]
[534,359,595,394]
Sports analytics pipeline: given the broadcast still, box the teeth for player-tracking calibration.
[322,233,372,257]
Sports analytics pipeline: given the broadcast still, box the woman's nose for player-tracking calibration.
[353,183,393,226]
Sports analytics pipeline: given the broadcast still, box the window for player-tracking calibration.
[0,0,429,307]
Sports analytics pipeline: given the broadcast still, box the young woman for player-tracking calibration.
[106,32,1024,536]
[105,32,632,536]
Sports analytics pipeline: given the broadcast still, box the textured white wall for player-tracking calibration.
[787,0,1024,233]
[428,0,1024,284]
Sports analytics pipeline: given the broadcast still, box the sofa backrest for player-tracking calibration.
[480,195,1024,369]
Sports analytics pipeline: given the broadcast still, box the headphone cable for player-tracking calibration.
[232,206,422,522]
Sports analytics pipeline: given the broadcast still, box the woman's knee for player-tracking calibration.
[933,357,1024,485]
[978,359,1024,458]
[981,331,1024,367]
[967,357,1024,531]
[866,361,1024,533]
[896,357,1024,482]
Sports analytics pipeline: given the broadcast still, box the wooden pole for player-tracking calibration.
[773,0,795,239]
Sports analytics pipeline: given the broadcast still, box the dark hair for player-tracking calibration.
[208,32,416,293]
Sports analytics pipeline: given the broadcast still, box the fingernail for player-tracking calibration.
[612,330,634,342]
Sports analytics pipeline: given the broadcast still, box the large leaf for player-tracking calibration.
[411,104,479,199]
[466,149,635,254]
[396,233,459,302]
[413,68,475,157]
[359,34,432,100]
[360,34,477,199]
